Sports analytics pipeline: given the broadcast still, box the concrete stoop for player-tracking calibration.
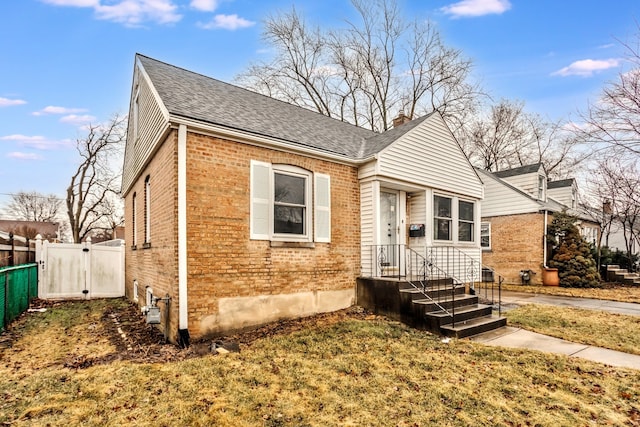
[356,277,506,338]
[606,265,640,285]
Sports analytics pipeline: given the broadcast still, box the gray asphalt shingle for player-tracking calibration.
[138,54,419,160]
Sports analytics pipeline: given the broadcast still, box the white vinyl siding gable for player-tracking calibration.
[498,165,545,200]
[548,185,575,208]
[478,170,542,217]
[314,173,331,243]
[375,114,482,200]
[122,64,170,195]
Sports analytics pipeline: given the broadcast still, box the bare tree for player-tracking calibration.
[576,26,640,156]
[66,115,125,243]
[589,158,640,266]
[237,0,481,132]
[6,191,62,222]
[460,98,585,177]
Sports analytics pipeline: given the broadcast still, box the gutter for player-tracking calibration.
[543,210,548,268]
[170,116,378,166]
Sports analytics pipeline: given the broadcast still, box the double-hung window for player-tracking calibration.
[250,160,330,243]
[458,200,474,242]
[433,194,477,244]
[274,171,307,236]
[480,222,491,250]
[434,195,452,241]
[144,175,151,247]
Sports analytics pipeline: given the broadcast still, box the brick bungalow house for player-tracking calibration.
[122,54,484,344]
[476,164,600,285]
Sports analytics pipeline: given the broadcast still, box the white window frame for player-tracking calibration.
[481,222,491,250]
[458,199,475,243]
[146,287,153,307]
[433,193,477,245]
[538,175,546,200]
[250,161,330,243]
[433,194,453,242]
[144,175,151,245]
[272,165,312,242]
[132,192,137,247]
[133,85,140,143]
[133,280,139,302]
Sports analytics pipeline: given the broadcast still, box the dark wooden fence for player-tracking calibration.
[0,233,36,268]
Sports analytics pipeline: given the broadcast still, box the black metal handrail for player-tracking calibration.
[406,247,455,325]
[363,244,504,319]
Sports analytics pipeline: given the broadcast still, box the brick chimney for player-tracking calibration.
[392,110,411,128]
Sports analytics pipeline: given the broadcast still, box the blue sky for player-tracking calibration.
[1,0,639,211]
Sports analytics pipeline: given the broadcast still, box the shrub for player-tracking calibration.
[548,211,601,288]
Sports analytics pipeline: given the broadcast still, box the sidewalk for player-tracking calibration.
[470,291,640,370]
[499,290,640,316]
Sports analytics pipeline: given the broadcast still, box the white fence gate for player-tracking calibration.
[35,236,125,299]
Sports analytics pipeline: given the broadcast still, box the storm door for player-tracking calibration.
[379,190,400,271]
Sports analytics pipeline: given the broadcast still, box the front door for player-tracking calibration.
[380,191,399,269]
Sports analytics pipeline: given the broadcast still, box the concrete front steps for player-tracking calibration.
[356,277,506,338]
[606,265,640,285]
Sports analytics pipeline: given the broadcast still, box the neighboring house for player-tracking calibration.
[122,54,483,344]
[477,164,600,285]
[0,220,60,242]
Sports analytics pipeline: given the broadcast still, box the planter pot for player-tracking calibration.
[542,268,559,286]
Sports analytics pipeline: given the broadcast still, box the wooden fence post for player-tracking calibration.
[8,232,14,267]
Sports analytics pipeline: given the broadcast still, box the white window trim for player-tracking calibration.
[458,199,475,243]
[433,193,477,245]
[133,85,140,143]
[250,160,330,244]
[133,280,139,302]
[433,194,453,242]
[144,176,151,244]
[132,192,137,247]
[481,221,491,250]
[272,165,312,242]
[146,287,153,307]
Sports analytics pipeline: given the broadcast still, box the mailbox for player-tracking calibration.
[409,224,425,237]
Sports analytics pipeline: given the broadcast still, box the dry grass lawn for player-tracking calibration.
[1,299,639,426]
[506,304,640,356]
[501,283,640,303]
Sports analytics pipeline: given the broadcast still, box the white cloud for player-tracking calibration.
[0,134,73,150]
[32,105,88,116]
[60,114,97,125]
[6,152,44,161]
[40,0,181,26]
[198,14,255,30]
[190,0,218,12]
[0,97,27,107]
[441,0,511,18]
[552,58,620,77]
[41,0,99,6]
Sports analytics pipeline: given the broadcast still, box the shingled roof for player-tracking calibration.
[493,163,544,178]
[138,54,425,161]
[547,178,574,189]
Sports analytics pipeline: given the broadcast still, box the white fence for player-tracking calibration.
[36,236,125,299]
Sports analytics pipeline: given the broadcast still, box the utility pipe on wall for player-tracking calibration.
[543,210,548,268]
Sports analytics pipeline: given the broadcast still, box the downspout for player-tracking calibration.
[543,210,548,268]
[178,124,190,347]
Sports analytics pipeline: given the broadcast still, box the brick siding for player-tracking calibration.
[481,213,546,285]
[126,129,361,341]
